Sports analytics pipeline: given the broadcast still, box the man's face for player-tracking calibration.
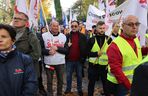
[12,13,28,28]
[71,22,79,32]
[0,29,14,51]
[51,22,59,35]
[113,24,120,34]
[122,16,140,37]
[96,24,106,35]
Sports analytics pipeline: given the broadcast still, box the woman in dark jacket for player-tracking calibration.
[0,24,37,96]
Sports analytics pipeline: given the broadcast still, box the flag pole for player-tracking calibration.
[39,0,50,33]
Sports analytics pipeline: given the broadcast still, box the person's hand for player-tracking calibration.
[49,49,56,55]
[68,38,72,47]
[50,46,58,51]
[98,51,102,57]
[125,92,130,96]
[68,42,72,47]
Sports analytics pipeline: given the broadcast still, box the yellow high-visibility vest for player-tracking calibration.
[90,33,93,38]
[107,36,142,84]
[140,55,148,64]
[89,38,109,65]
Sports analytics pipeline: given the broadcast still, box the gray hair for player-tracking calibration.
[122,15,139,24]
[49,20,59,27]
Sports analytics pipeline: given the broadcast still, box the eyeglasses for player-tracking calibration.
[13,17,27,21]
[71,25,78,28]
[124,22,140,27]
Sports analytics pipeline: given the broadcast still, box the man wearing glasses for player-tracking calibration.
[106,15,148,96]
[12,12,41,94]
[64,21,87,96]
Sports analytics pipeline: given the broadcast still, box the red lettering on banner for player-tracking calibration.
[33,0,38,19]
[47,39,64,48]
[34,0,37,10]
[139,0,147,4]
[108,0,115,6]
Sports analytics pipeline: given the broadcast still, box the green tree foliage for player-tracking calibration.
[0,0,15,23]
[72,0,98,21]
[41,0,51,19]
[54,0,62,23]
[116,0,126,7]
[0,0,52,23]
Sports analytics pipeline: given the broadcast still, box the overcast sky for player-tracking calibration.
[50,0,78,17]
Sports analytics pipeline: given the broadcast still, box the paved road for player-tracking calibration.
[39,64,104,96]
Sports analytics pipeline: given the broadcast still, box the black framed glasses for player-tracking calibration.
[71,25,78,28]
[13,17,27,21]
[125,22,141,27]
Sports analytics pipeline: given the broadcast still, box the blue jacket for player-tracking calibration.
[0,50,38,96]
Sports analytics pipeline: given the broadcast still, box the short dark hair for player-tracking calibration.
[92,25,96,29]
[71,20,79,25]
[0,24,16,41]
[96,21,105,26]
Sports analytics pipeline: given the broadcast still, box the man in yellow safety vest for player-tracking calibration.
[106,15,148,96]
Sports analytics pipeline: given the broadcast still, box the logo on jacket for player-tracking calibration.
[14,68,24,74]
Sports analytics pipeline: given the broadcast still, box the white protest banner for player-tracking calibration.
[86,5,105,30]
[105,0,116,35]
[98,0,106,10]
[14,0,28,15]
[29,0,40,28]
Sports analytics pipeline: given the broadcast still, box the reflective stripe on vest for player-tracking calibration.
[107,37,142,84]
[89,38,108,65]
[140,56,148,64]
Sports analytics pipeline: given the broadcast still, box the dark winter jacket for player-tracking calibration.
[0,50,38,96]
[15,28,41,77]
[15,28,41,61]
[131,58,148,96]
[87,34,112,58]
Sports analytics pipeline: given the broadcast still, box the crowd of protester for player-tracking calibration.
[0,12,148,96]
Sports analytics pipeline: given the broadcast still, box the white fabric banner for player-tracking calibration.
[15,0,28,15]
[29,0,39,28]
[105,0,116,35]
[106,0,116,12]
[69,8,72,31]
[98,0,106,10]
[108,0,148,45]
[86,5,105,30]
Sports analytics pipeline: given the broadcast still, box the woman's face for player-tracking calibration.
[41,27,47,33]
[0,29,14,51]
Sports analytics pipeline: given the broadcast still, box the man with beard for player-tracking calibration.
[64,21,87,96]
[87,21,112,96]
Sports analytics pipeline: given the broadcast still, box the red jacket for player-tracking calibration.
[107,33,148,90]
